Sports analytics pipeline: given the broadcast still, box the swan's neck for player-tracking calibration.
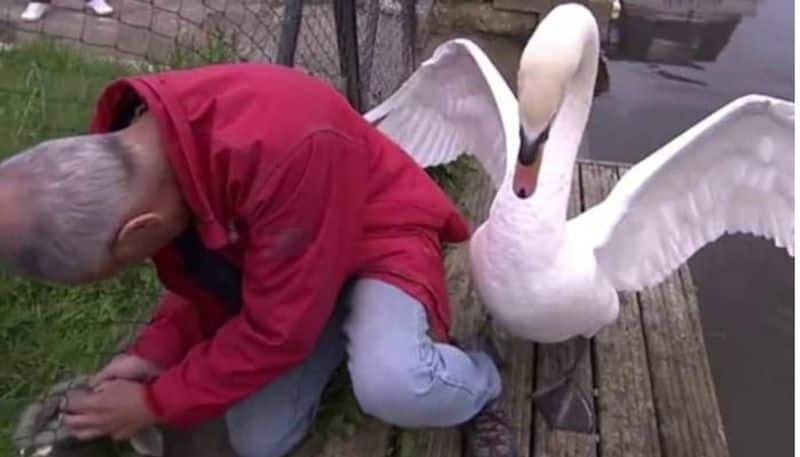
[495,33,598,232]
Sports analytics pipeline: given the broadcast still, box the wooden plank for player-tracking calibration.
[584,164,662,457]
[405,426,461,457]
[677,266,729,455]
[532,164,597,457]
[404,166,494,457]
[623,0,758,17]
[492,331,534,457]
[314,417,393,457]
[639,264,730,457]
[544,0,612,36]
[493,0,551,14]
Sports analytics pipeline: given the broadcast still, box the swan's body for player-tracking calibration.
[471,214,620,342]
[364,3,795,351]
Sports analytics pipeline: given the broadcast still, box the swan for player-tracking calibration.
[364,2,795,433]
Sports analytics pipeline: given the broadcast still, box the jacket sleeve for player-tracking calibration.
[126,291,209,370]
[143,132,367,427]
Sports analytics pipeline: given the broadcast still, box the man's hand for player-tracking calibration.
[62,379,157,441]
[89,354,161,388]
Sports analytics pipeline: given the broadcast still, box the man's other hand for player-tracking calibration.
[62,379,157,441]
[89,354,161,387]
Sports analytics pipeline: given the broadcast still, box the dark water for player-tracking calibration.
[424,1,794,455]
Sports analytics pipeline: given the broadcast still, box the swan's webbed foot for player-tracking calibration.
[532,337,595,434]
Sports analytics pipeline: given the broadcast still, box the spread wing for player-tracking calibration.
[363,38,518,188]
[571,94,794,291]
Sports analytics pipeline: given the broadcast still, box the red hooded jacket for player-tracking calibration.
[88,63,469,428]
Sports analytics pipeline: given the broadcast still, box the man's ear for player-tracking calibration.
[111,213,162,262]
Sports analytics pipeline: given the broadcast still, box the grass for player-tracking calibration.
[0,268,160,456]
[0,29,240,155]
[0,37,478,457]
[426,157,480,211]
[0,40,139,154]
[0,39,161,456]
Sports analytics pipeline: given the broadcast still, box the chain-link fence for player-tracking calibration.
[0,0,427,111]
[0,0,427,454]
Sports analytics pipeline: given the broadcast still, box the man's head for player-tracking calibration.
[0,116,190,284]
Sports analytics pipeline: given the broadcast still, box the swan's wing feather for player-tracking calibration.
[572,94,794,291]
[363,38,518,187]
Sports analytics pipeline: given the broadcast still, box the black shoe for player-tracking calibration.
[463,397,518,457]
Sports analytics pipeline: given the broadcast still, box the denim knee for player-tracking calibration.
[348,342,455,427]
[349,357,423,427]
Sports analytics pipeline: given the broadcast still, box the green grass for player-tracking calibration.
[0,40,140,155]
[0,268,160,455]
[426,157,479,207]
[0,30,240,156]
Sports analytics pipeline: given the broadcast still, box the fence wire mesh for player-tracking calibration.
[0,0,423,454]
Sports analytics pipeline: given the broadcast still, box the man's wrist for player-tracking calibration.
[139,382,165,422]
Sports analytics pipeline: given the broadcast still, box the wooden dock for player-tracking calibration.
[304,160,730,457]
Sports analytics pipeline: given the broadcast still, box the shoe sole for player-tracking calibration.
[87,10,114,16]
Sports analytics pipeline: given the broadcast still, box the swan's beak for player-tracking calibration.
[514,154,541,199]
[514,127,547,199]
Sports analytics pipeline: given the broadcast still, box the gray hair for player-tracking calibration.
[0,133,134,282]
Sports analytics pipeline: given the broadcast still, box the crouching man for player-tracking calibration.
[0,63,516,457]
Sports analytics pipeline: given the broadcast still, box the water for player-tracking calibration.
[423,1,793,455]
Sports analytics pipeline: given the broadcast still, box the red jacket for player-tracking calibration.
[89,63,469,428]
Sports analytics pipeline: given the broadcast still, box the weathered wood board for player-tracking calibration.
[314,418,393,457]
[638,266,730,457]
[583,164,661,457]
[492,0,613,34]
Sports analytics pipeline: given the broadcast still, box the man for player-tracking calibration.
[0,63,516,457]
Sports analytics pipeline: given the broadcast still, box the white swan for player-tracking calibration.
[365,3,795,432]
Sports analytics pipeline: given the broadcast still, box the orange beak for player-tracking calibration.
[513,147,543,199]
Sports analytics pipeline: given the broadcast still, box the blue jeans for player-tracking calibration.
[225,279,502,457]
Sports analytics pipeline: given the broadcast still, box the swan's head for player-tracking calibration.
[513,68,563,199]
[511,3,602,199]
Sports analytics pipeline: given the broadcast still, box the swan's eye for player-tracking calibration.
[536,126,550,146]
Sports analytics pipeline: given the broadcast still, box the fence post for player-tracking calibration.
[402,0,417,72]
[359,0,380,108]
[334,0,363,112]
[277,0,304,66]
